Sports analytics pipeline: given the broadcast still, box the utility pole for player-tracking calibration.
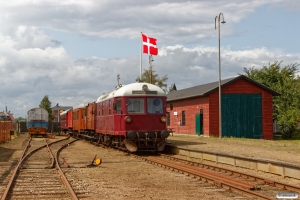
[117,74,120,85]
[215,12,226,139]
[149,55,154,84]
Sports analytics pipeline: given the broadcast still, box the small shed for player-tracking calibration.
[166,75,280,139]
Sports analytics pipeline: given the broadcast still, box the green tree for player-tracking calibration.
[136,68,168,91]
[16,117,26,122]
[243,61,300,139]
[39,95,54,121]
[166,83,177,94]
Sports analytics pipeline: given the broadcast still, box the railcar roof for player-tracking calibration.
[27,107,48,113]
[73,103,89,110]
[0,112,9,117]
[0,112,11,121]
[96,82,166,103]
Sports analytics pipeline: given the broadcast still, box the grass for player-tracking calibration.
[168,134,300,155]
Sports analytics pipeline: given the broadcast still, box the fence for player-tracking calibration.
[0,121,14,143]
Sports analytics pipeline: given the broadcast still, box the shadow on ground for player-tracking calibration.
[0,147,16,162]
[166,140,206,146]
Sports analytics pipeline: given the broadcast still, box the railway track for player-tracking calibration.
[0,136,79,200]
[133,154,300,199]
[66,135,300,199]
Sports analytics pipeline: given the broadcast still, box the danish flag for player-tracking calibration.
[142,34,158,55]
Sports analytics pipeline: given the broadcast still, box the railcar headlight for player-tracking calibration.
[160,116,166,122]
[125,116,131,123]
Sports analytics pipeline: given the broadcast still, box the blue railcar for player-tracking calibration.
[26,108,49,136]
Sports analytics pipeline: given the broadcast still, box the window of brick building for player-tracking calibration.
[182,110,186,126]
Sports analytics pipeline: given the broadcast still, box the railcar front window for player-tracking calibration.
[147,98,163,114]
[126,98,144,113]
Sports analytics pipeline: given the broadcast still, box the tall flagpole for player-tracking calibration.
[140,32,142,81]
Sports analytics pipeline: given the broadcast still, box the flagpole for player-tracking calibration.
[140,32,142,81]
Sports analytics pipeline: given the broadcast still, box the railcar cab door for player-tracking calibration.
[113,98,123,134]
[115,98,122,114]
[147,98,164,114]
[146,97,166,131]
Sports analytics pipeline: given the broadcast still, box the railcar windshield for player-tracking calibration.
[126,98,144,113]
[147,98,163,114]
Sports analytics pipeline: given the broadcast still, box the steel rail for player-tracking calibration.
[18,136,32,162]
[135,155,273,200]
[55,139,79,200]
[0,136,71,200]
[44,139,55,168]
[160,154,300,193]
[148,156,258,190]
[0,137,31,200]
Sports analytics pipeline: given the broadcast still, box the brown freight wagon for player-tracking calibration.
[85,102,95,133]
[0,112,13,143]
[72,103,87,136]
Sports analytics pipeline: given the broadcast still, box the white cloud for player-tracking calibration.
[1,40,299,116]
[0,0,282,43]
[0,0,298,118]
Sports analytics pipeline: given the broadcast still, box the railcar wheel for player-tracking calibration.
[97,135,104,144]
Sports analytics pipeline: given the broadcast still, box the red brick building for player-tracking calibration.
[166,75,279,139]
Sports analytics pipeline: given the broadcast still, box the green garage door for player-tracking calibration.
[222,94,262,139]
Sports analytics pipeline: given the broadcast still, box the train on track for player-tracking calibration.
[26,107,49,137]
[60,82,170,152]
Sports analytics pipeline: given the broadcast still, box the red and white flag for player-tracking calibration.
[142,33,158,55]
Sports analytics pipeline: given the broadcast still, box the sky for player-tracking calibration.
[0,0,299,118]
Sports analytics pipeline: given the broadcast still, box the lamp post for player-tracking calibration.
[215,13,226,139]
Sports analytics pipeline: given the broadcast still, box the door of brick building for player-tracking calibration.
[221,94,262,138]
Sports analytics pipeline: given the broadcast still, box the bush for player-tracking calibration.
[291,129,300,140]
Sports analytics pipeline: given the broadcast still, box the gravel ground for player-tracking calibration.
[0,133,29,162]
[60,140,244,199]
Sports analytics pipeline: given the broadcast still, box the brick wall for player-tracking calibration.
[167,96,209,135]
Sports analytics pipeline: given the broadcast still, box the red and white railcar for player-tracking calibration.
[60,82,170,152]
[94,82,169,152]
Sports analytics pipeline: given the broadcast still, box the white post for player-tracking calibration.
[140,32,143,80]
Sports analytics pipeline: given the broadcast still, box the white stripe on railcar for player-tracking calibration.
[73,102,89,110]
[60,108,72,116]
[96,82,166,103]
